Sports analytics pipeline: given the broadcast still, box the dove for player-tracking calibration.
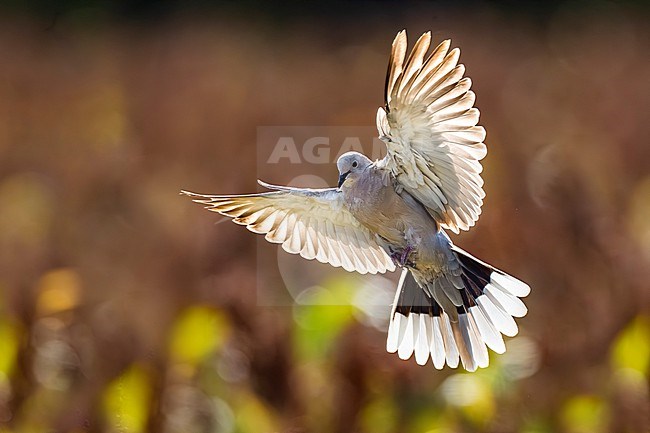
[182,30,530,372]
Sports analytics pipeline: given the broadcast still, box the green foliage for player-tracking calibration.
[1,8,650,432]
[441,372,496,427]
[233,391,280,433]
[521,417,553,433]
[561,395,610,433]
[359,395,399,433]
[405,406,450,433]
[292,278,356,361]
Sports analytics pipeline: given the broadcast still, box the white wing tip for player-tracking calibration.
[257,179,274,189]
[491,272,531,297]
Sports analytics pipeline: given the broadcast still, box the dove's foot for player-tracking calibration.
[391,245,415,267]
[400,245,413,266]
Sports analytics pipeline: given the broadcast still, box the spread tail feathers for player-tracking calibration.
[386,248,530,371]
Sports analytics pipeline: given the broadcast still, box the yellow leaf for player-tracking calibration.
[168,306,230,365]
[441,373,495,427]
[235,391,279,433]
[0,318,19,377]
[103,364,151,433]
[36,268,82,315]
[610,315,650,376]
[561,395,609,433]
[360,396,399,433]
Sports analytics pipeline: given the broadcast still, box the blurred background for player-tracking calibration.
[0,1,649,432]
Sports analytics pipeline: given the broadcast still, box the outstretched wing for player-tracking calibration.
[182,181,396,275]
[376,30,487,233]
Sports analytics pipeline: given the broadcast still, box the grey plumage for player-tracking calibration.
[182,30,531,372]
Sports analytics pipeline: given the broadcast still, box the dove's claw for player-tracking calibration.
[390,245,414,267]
[400,245,413,266]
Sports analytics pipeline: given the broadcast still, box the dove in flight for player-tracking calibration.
[182,30,530,372]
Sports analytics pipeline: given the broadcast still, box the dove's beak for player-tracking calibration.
[338,171,350,188]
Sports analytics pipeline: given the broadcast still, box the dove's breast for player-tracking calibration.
[343,168,442,265]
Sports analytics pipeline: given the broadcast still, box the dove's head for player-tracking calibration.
[336,151,372,188]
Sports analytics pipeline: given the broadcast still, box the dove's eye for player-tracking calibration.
[352,161,358,168]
